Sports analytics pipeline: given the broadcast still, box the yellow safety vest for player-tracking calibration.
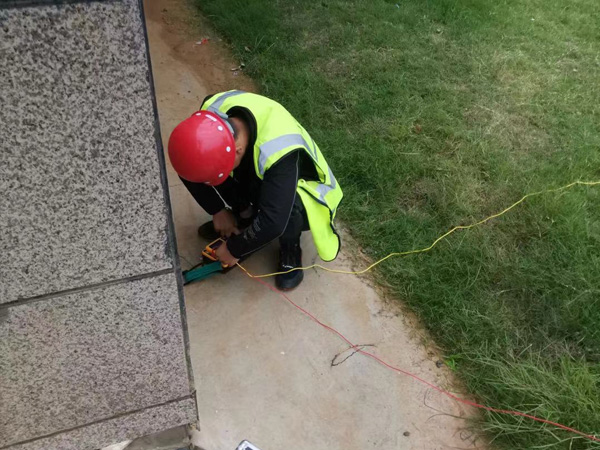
[202,90,343,261]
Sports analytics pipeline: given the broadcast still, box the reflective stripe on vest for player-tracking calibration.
[315,166,337,205]
[206,90,245,113]
[258,133,318,176]
[259,133,334,204]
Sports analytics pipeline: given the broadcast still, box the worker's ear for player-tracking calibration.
[232,144,246,169]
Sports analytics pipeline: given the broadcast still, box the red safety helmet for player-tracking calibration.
[168,111,236,186]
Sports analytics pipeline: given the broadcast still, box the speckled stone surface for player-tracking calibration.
[7,398,197,450]
[0,274,192,448]
[0,0,172,303]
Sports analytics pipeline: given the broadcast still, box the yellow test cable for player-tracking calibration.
[237,180,600,279]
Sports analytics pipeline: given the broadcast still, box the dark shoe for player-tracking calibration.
[276,241,304,291]
[197,221,219,240]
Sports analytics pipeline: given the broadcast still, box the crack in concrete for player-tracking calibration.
[330,344,375,367]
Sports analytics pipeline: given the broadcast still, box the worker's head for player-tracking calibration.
[168,111,240,186]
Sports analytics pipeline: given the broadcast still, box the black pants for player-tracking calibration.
[279,195,310,245]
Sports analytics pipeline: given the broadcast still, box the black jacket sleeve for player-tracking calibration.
[180,176,227,216]
[226,151,300,258]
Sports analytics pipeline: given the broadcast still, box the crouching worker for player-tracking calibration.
[168,90,343,290]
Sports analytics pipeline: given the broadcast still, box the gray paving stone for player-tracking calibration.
[0,273,192,448]
[123,424,190,450]
[6,398,197,450]
[0,0,172,303]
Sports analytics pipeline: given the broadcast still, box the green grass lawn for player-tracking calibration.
[195,0,600,447]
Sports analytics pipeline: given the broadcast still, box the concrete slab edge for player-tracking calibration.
[137,0,196,394]
[0,0,117,10]
[0,269,173,311]
[2,397,197,450]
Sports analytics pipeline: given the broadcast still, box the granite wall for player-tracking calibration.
[0,1,197,449]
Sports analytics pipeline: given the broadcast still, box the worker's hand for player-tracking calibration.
[215,242,239,267]
[213,209,240,238]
